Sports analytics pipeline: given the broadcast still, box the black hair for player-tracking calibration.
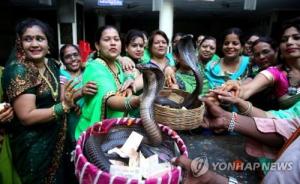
[124,29,144,47]
[172,32,184,43]
[199,36,217,47]
[252,36,278,52]
[279,17,300,40]
[59,44,80,64]
[222,27,244,45]
[16,18,55,54]
[94,25,119,44]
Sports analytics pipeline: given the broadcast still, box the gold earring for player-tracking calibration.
[97,50,100,58]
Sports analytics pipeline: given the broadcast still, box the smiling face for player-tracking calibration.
[95,27,121,61]
[222,33,242,59]
[126,36,144,61]
[199,39,216,61]
[244,35,259,56]
[62,46,81,73]
[253,42,277,70]
[280,26,300,60]
[150,34,168,58]
[21,25,49,62]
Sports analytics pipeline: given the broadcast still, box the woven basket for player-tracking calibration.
[154,89,205,130]
[75,118,188,184]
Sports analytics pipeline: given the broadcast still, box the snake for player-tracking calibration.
[137,63,165,146]
[154,35,203,109]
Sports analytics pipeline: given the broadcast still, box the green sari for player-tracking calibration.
[0,66,21,184]
[175,63,209,95]
[3,59,67,184]
[76,57,125,139]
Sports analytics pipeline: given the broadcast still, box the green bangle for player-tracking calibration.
[124,96,133,111]
[54,103,64,117]
[124,74,135,81]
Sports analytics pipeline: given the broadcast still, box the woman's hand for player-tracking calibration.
[120,79,136,94]
[201,97,231,131]
[171,156,221,184]
[219,80,241,97]
[63,79,78,110]
[81,81,98,96]
[164,66,176,87]
[118,56,136,71]
[0,103,14,123]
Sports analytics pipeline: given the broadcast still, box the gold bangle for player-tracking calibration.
[240,101,252,115]
[62,102,70,113]
[51,106,58,119]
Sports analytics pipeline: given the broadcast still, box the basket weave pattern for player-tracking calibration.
[74,118,188,184]
[154,89,205,130]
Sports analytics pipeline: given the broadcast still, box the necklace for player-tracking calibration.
[106,62,121,88]
[38,60,59,101]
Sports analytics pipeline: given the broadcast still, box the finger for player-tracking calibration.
[171,75,177,84]
[218,95,236,104]
[200,97,217,111]
[211,90,231,97]
[64,79,74,90]
[202,117,210,128]
[171,156,191,172]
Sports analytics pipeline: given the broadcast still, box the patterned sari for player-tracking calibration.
[76,57,125,139]
[3,58,67,184]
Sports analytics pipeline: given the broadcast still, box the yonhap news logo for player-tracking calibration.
[191,153,293,173]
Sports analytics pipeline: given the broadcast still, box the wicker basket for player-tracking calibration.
[154,89,205,130]
[75,118,188,184]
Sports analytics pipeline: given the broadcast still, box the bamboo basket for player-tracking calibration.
[154,89,205,130]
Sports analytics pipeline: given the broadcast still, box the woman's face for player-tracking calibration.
[96,27,121,61]
[63,46,81,72]
[253,42,277,70]
[199,39,216,61]
[126,37,144,60]
[21,25,49,62]
[280,26,300,60]
[222,33,242,59]
[244,35,259,56]
[151,34,168,58]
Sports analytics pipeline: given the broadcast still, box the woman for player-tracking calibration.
[198,36,219,65]
[170,42,209,95]
[243,34,260,57]
[231,17,300,109]
[76,25,140,139]
[2,18,75,183]
[249,36,278,77]
[148,30,176,70]
[124,29,145,64]
[205,28,250,89]
[59,44,97,145]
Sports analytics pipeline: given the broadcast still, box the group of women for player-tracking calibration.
[0,16,299,184]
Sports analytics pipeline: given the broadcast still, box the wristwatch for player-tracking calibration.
[228,176,238,184]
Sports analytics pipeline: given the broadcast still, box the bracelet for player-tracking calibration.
[124,74,135,81]
[124,96,133,111]
[228,176,238,184]
[51,106,58,119]
[228,112,237,132]
[62,101,71,113]
[54,103,64,117]
[240,101,253,116]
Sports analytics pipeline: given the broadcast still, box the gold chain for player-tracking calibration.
[39,60,59,101]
